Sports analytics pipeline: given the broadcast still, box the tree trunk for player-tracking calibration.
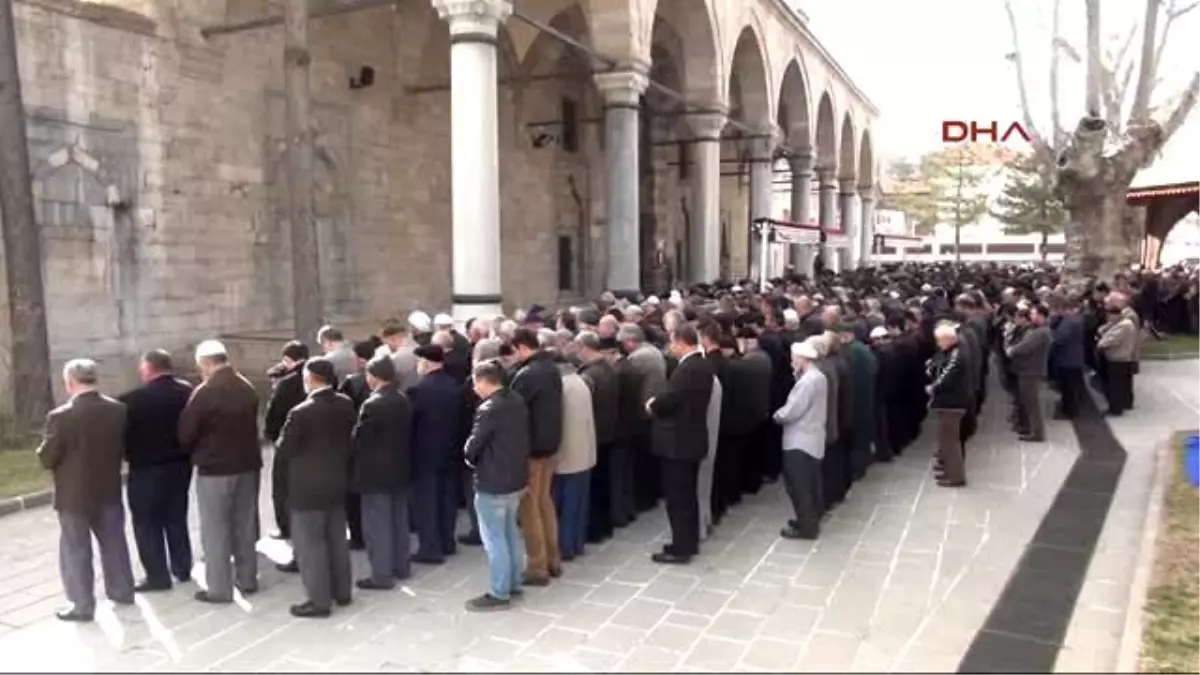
[0,0,54,436]
[284,0,323,347]
[1062,189,1132,284]
[1040,229,1048,262]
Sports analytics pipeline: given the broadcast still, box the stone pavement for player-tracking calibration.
[0,364,1188,673]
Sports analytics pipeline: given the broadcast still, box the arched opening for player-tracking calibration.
[724,26,772,279]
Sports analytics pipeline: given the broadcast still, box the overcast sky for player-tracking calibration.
[798,0,1200,168]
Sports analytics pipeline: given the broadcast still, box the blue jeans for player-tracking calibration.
[474,489,525,600]
[552,470,590,558]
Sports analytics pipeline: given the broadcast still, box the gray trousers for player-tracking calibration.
[292,507,353,609]
[781,450,822,538]
[196,471,259,601]
[697,447,715,542]
[1017,375,1045,439]
[58,504,135,613]
[361,491,410,586]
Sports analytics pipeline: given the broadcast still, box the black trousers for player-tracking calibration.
[588,442,614,541]
[659,456,700,557]
[634,432,660,512]
[271,452,289,537]
[461,465,479,537]
[742,423,768,496]
[781,450,822,538]
[820,438,844,512]
[413,469,459,559]
[346,492,363,546]
[713,433,743,517]
[875,402,894,462]
[1055,367,1084,418]
[127,461,193,584]
[1105,361,1135,414]
[608,440,636,526]
[762,423,783,481]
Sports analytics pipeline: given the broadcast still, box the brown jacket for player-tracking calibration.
[179,365,263,476]
[1097,311,1140,363]
[37,391,127,513]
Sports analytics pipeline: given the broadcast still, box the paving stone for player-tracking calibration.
[609,598,671,630]
[738,636,805,670]
[645,623,702,652]
[681,636,747,670]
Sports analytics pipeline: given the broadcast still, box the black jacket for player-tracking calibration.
[351,385,413,493]
[725,351,772,435]
[410,369,467,474]
[706,349,736,434]
[119,375,193,468]
[1051,314,1085,370]
[927,347,970,410]
[613,357,646,441]
[578,357,619,446]
[339,372,372,411]
[264,361,306,443]
[649,352,714,461]
[465,388,530,495]
[509,350,564,458]
[277,388,357,510]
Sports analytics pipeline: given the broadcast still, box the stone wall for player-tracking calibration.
[0,0,692,402]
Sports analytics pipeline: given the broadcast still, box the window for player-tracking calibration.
[558,235,574,292]
[560,98,578,153]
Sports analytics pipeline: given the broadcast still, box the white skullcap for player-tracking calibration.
[433,313,454,327]
[791,341,819,360]
[408,310,432,332]
[763,282,774,291]
[889,291,901,299]
[921,283,933,292]
[813,293,825,302]
[731,285,744,293]
[195,339,227,359]
[870,326,889,339]
[934,322,960,339]
[668,290,683,304]
[783,308,799,322]
[646,295,660,305]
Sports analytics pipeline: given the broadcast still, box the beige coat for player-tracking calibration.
[554,370,597,475]
[1097,312,1138,362]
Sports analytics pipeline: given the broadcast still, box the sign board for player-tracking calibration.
[883,235,924,249]
[775,227,821,245]
[874,209,909,236]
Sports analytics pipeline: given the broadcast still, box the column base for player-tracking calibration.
[452,294,503,322]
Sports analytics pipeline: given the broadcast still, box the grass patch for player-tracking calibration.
[0,446,50,500]
[1142,333,1199,360]
[1139,431,1200,673]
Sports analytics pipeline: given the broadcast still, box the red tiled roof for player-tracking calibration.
[1127,181,1199,202]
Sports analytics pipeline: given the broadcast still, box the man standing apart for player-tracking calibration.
[645,324,713,565]
[508,328,564,585]
[39,359,135,621]
[180,340,262,604]
[121,350,194,592]
[277,358,358,617]
[264,340,309,544]
[464,360,531,611]
[352,355,415,589]
[773,342,827,540]
[1006,306,1052,442]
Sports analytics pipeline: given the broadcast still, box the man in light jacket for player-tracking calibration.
[551,359,597,561]
[1097,295,1139,416]
[773,342,827,541]
[1006,306,1052,442]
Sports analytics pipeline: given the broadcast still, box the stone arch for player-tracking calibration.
[647,0,722,106]
[814,91,837,172]
[858,128,875,191]
[776,54,812,153]
[838,111,857,183]
[727,24,772,128]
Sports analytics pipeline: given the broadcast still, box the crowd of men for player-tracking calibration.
[35,260,1172,620]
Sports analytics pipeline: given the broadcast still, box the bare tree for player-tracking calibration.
[0,0,54,436]
[1004,0,1199,285]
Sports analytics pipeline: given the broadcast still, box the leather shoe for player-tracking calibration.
[651,551,692,565]
[336,597,352,607]
[411,554,444,565]
[522,574,551,587]
[56,608,94,622]
[237,585,258,596]
[289,602,331,618]
[194,590,232,604]
[549,567,563,579]
[356,578,393,591]
[457,532,482,546]
[1018,435,1045,442]
[276,561,299,573]
[270,530,289,540]
[937,478,967,488]
[111,596,135,606]
[135,580,171,593]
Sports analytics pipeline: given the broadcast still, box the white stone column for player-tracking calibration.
[688,111,725,283]
[817,167,836,269]
[838,179,857,269]
[433,0,511,321]
[748,127,778,282]
[789,153,813,274]
[859,188,876,266]
[595,68,648,296]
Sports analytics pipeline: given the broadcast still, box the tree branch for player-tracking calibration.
[1155,0,1200,70]
[1160,70,1200,140]
[1003,0,1052,161]
[1130,0,1161,123]
[1050,0,1064,146]
[1085,0,1103,117]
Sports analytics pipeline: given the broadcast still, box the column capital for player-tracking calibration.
[687,109,727,140]
[858,185,876,200]
[788,152,814,174]
[816,166,836,185]
[838,177,857,195]
[594,66,649,107]
[750,123,782,159]
[432,0,512,38]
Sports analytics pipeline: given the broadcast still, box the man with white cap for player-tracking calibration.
[409,310,434,347]
[773,341,827,540]
[433,313,471,366]
[378,317,422,393]
[179,339,263,604]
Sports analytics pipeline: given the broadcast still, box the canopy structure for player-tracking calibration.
[1130,120,1199,268]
